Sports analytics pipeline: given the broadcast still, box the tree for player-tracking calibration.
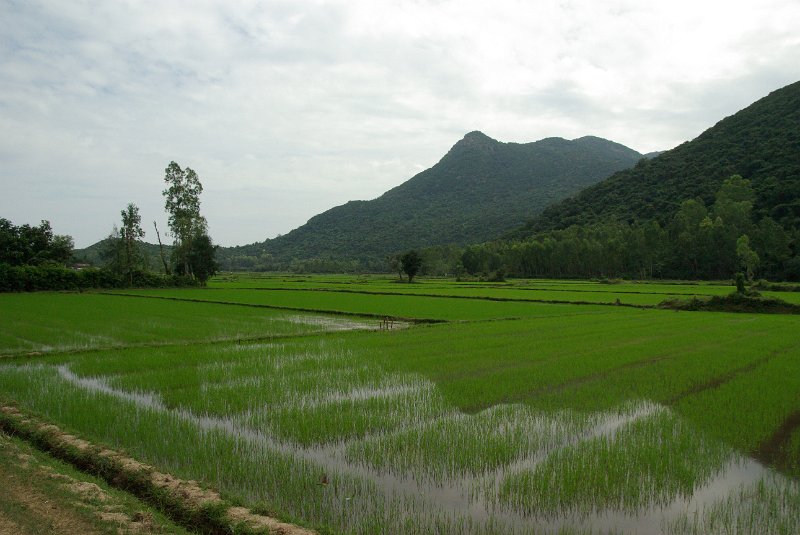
[163,161,207,277]
[186,233,218,283]
[100,225,125,274]
[400,250,423,283]
[736,234,759,280]
[712,175,755,243]
[750,217,790,279]
[386,253,403,280]
[0,218,72,266]
[669,199,708,277]
[153,221,171,275]
[120,203,145,284]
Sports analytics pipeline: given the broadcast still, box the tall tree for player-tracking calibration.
[163,161,207,277]
[120,203,145,284]
[401,250,423,283]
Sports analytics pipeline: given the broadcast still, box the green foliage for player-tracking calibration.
[0,292,360,355]
[386,253,402,279]
[249,133,641,270]
[120,203,146,284]
[3,284,800,533]
[0,218,169,292]
[736,272,747,294]
[521,81,800,235]
[74,238,169,272]
[659,292,800,315]
[99,226,125,274]
[0,218,73,266]
[0,264,199,292]
[736,235,760,280]
[163,161,208,277]
[400,250,423,283]
[462,175,795,280]
[185,233,218,283]
[500,82,800,282]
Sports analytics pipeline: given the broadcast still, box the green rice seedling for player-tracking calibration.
[665,474,800,535]
[345,404,595,483]
[3,283,800,534]
[675,348,800,455]
[0,293,375,355]
[206,273,736,305]
[528,326,797,413]
[498,406,733,515]
[0,363,435,534]
[108,287,625,320]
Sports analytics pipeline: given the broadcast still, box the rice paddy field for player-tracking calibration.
[1,274,799,534]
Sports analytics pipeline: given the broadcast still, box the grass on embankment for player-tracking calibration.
[0,404,317,535]
[0,426,193,535]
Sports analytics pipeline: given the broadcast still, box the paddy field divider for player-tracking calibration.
[0,403,318,535]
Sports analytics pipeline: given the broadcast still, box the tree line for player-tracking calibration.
[1,161,218,291]
[408,175,798,282]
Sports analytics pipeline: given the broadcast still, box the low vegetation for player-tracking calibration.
[659,292,800,314]
[0,426,192,535]
[1,276,798,534]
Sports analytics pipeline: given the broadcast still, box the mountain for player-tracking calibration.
[517,80,800,236]
[259,132,643,266]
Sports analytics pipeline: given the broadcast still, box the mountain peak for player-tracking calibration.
[464,130,491,138]
[256,130,642,267]
[443,131,499,157]
[458,130,497,145]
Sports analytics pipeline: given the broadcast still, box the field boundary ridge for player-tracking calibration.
[99,291,447,323]
[200,286,657,308]
[0,403,318,535]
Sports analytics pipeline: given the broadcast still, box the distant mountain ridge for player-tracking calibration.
[517,80,800,235]
[255,131,643,267]
[74,239,170,272]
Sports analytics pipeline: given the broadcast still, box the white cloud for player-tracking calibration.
[0,0,798,247]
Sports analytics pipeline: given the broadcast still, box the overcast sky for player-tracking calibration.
[1,0,799,248]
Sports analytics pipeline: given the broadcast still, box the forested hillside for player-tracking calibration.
[518,80,800,234]
[459,81,800,281]
[253,132,642,269]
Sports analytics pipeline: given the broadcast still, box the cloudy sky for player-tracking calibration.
[1,0,799,248]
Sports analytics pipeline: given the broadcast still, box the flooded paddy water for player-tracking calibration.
[3,292,799,534]
[50,348,799,535]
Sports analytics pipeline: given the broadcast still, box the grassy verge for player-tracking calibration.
[0,403,316,535]
[0,427,192,534]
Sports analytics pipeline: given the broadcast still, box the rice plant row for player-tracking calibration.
[2,286,800,533]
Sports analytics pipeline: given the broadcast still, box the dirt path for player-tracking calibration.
[0,405,317,535]
[0,462,104,534]
[0,428,182,535]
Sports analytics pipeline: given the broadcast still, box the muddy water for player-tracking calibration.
[56,364,793,534]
